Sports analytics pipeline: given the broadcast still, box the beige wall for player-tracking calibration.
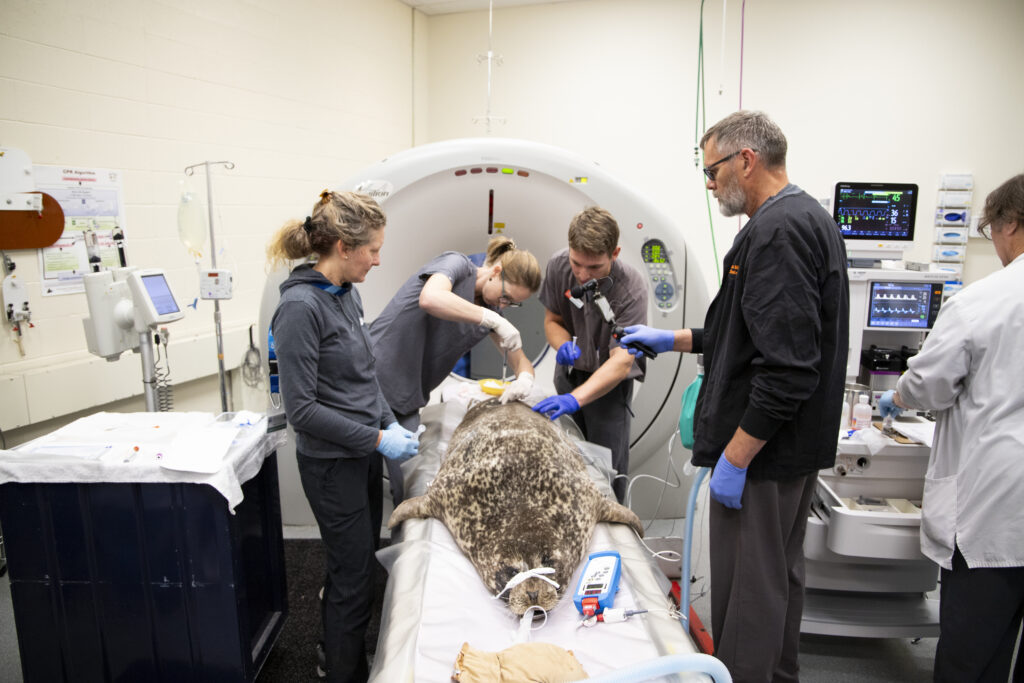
[423,0,1023,287]
[2,0,1022,441]
[1,0,418,438]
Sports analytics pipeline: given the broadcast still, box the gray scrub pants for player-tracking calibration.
[383,410,421,506]
[709,472,817,683]
[555,366,633,502]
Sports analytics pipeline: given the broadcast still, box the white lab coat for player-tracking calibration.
[896,252,1024,570]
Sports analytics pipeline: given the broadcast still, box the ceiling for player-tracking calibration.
[398,0,580,16]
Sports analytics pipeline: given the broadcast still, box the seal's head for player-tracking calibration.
[493,548,569,616]
[509,576,559,616]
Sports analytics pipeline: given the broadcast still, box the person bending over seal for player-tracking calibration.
[370,236,542,504]
[533,207,648,503]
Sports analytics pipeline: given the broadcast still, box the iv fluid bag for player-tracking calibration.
[678,371,703,450]
[177,177,207,259]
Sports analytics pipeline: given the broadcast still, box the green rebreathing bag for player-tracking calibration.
[678,356,704,450]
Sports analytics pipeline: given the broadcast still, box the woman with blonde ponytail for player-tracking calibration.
[267,190,419,683]
[368,236,542,503]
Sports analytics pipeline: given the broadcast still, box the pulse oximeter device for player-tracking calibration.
[573,550,622,617]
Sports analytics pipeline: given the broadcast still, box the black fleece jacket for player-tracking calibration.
[271,264,395,459]
[691,185,850,480]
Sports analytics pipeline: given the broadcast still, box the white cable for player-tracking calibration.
[639,433,676,527]
[687,477,710,606]
[631,526,682,564]
[651,430,683,528]
[626,428,683,525]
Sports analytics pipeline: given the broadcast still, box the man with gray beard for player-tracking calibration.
[618,111,850,682]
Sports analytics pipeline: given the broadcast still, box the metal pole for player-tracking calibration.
[139,331,158,412]
[184,160,235,414]
[203,164,229,413]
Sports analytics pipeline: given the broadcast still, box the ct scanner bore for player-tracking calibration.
[259,137,709,523]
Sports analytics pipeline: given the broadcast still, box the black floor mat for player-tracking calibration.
[257,538,388,681]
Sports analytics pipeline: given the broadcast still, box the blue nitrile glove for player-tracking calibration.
[533,394,580,421]
[618,325,675,358]
[386,421,418,439]
[556,341,582,366]
[878,390,903,419]
[377,428,419,462]
[709,452,747,510]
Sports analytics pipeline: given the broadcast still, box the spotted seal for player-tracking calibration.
[388,398,643,615]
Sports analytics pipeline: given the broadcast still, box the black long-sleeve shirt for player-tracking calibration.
[691,185,849,480]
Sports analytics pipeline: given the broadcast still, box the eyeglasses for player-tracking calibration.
[702,150,741,181]
[498,272,522,308]
[978,221,993,240]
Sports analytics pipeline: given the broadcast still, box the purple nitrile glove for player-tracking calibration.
[618,325,675,358]
[532,394,580,421]
[555,340,582,366]
[709,452,747,509]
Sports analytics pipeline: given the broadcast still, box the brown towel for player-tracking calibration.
[452,641,589,682]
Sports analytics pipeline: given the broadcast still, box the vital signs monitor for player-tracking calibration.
[866,280,943,330]
[834,182,918,261]
[834,182,918,241]
[127,269,184,327]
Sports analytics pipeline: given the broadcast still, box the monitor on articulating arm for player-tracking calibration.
[82,267,183,361]
[127,270,184,327]
[83,267,184,411]
[834,182,918,266]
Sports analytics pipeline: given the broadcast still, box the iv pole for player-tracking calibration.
[473,0,505,132]
[184,160,234,413]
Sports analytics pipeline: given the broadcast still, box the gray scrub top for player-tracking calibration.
[369,252,494,414]
[539,248,648,380]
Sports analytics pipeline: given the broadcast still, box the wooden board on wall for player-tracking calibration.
[0,193,65,250]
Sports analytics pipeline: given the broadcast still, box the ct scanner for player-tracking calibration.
[258,137,711,523]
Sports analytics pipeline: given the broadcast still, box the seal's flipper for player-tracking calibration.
[595,497,645,538]
[388,494,434,529]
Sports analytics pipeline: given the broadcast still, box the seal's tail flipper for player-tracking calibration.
[595,497,645,538]
[387,494,434,529]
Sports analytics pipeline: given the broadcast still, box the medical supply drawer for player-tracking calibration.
[813,474,928,561]
[0,452,287,683]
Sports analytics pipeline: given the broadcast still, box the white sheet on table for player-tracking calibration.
[0,411,283,511]
[372,400,706,682]
[408,520,682,680]
[159,415,242,474]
